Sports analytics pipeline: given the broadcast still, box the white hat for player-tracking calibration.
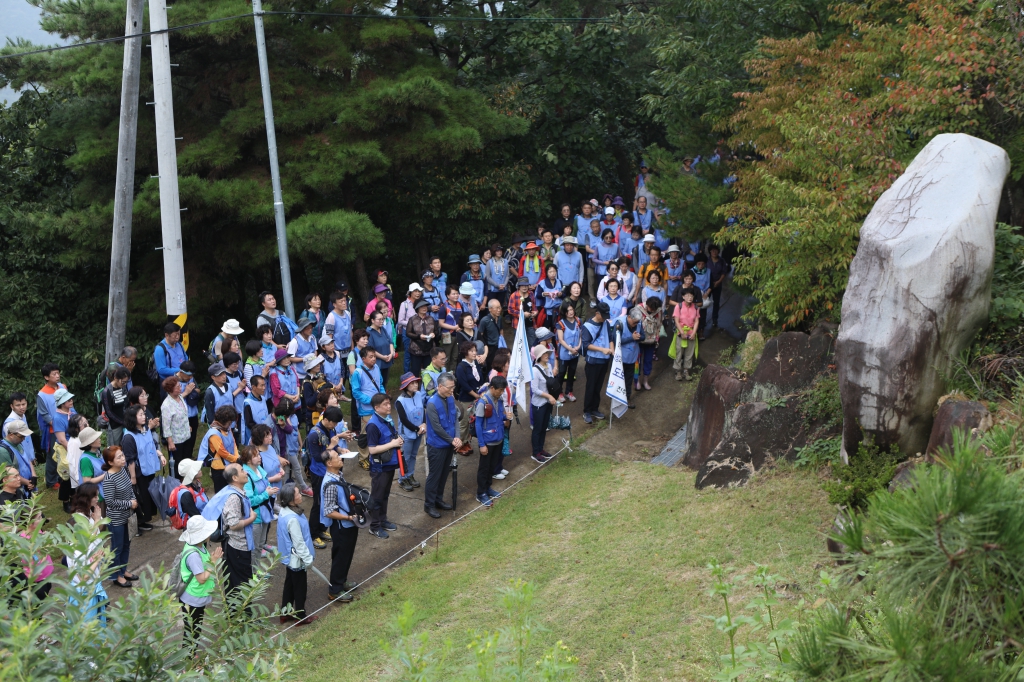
[179,514,219,545]
[459,282,476,296]
[534,327,554,341]
[643,234,656,243]
[177,458,203,486]
[604,207,615,215]
[408,282,424,293]
[221,319,244,335]
[530,344,552,361]
[339,449,357,459]
[562,236,578,245]
[5,419,31,437]
[303,353,325,372]
[666,244,681,253]
[78,427,102,448]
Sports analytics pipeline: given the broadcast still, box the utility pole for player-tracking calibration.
[149,0,189,347]
[252,0,296,320]
[105,0,146,365]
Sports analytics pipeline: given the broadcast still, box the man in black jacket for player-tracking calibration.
[100,367,131,445]
[477,300,504,373]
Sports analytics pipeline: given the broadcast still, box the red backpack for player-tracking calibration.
[166,485,207,530]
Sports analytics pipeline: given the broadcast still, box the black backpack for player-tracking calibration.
[147,341,169,382]
[327,478,370,527]
[261,313,292,346]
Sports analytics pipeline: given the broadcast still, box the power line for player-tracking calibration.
[0,11,616,61]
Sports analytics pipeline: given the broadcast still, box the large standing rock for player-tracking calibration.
[751,329,835,392]
[925,398,992,457]
[680,365,745,470]
[837,134,1009,461]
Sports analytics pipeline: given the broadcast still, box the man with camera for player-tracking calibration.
[317,415,359,602]
[306,406,345,550]
[365,393,403,539]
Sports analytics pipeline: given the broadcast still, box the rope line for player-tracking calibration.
[279,435,573,634]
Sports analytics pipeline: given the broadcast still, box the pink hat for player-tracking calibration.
[530,344,551,362]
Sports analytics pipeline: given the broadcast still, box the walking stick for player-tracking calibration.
[450,456,457,512]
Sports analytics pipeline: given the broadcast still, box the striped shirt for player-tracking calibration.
[104,467,135,526]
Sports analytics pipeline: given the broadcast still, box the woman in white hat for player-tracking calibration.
[529,344,559,464]
[210,319,244,362]
[172,458,209,528]
[178,514,223,652]
[69,425,103,491]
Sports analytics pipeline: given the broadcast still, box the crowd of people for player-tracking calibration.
[0,190,730,638]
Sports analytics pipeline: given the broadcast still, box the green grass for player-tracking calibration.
[298,451,835,681]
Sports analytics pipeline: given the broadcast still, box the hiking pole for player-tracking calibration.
[450,457,457,512]
[310,564,332,587]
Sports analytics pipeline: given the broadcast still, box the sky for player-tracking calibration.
[1,0,69,103]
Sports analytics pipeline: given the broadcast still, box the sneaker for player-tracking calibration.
[381,521,397,531]
[493,472,506,480]
[500,469,508,476]
[628,401,636,409]
[359,459,370,470]
[675,372,683,381]
[567,393,576,402]
[593,411,606,420]
[328,591,354,603]
[320,531,331,541]
[583,413,593,424]
[138,522,154,531]
[557,393,565,402]
[313,537,328,550]
[476,494,493,507]
[263,544,275,552]
[342,581,358,591]
[368,528,390,539]
[399,478,414,492]
[684,372,691,382]
[300,487,314,497]
[486,488,502,499]
[531,453,549,464]
[409,476,421,488]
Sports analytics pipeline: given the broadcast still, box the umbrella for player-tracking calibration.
[149,467,181,521]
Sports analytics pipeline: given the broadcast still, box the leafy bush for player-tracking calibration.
[822,439,900,511]
[794,436,842,469]
[988,223,1024,337]
[734,333,766,376]
[383,580,577,681]
[798,374,841,429]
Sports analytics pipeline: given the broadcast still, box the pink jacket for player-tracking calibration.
[673,303,699,339]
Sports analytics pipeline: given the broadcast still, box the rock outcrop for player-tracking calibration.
[751,331,835,392]
[925,398,993,457]
[680,365,745,470]
[837,134,1009,461]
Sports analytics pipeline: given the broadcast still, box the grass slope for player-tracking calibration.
[298,452,834,680]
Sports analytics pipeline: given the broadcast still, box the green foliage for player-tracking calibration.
[794,436,841,470]
[798,375,841,429]
[383,580,577,681]
[0,499,294,680]
[287,210,383,263]
[822,438,899,511]
[643,145,733,242]
[988,223,1024,336]
[734,333,766,376]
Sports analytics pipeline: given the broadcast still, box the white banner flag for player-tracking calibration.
[507,308,533,415]
[605,327,629,418]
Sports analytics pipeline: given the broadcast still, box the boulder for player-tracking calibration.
[925,399,992,457]
[837,134,1009,461]
[751,329,835,392]
[887,456,925,492]
[680,365,745,470]
[695,399,808,489]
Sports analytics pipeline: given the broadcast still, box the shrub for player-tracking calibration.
[798,374,841,429]
[794,436,842,469]
[822,439,900,511]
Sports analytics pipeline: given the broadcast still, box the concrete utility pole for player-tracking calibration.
[252,0,296,320]
[105,0,146,364]
[149,0,189,347]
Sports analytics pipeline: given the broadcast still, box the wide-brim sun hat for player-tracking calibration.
[666,244,681,253]
[562,236,578,245]
[414,298,430,310]
[612,196,625,206]
[459,282,476,296]
[178,458,203,486]
[53,388,74,406]
[295,317,314,332]
[274,348,290,363]
[179,515,220,545]
[78,427,102,448]
[221,319,244,335]
[531,344,552,361]
[399,372,420,390]
[467,254,482,265]
[303,353,324,372]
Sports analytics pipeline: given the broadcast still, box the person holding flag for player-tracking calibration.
[581,302,615,424]
[529,345,558,463]
[604,320,631,421]
[506,297,535,423]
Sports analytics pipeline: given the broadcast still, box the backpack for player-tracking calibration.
[147,341,169,382]
[166,485,191,530]
[171,546,198,598]
[327,478,370,526]
[637,308,660,344]
[261,313,292,346]
[205,334,222,363]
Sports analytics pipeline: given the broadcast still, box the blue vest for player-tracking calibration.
[206,384,234,422]
[2,439,35,480]
[226,372,245,414]
[425,393,457,448]
[352,363,383,417]
[80,452,106,498]
[474,393,504,446]
[326,310,352,352]
[601,295,627,322]
[293,334,318,378]
[201,486,254,550]
[595,243,619,276]
[241,395,273,445]
[643,285,666,307]
[422,287,443,320]
[284,414,299,455]
[395,391,424,440]
[666,260,685,297]
[128,430,161,477]
[558,319,581,361]
[3,415,34,462]
[575,213,594,234]
[321,352,343,387]
[198,427,236,466]
[368,414,400,472]
[180,379,199,417]
[462,273,485,306]
[260,444,282,480]
[243,464,275,524]
[537,278,562,311]
[584,321,610,363]
[306,422,331,478]
[277,508,315,567]
[555,250,582,288]
[319,472,353,529]
[272,366,299,400]
[618,322,642,364]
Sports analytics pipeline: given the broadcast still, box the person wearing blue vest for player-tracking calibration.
[4,394,36,493]
[203,463,257,593]
[240,445,279,566]
[366,393,402,539]
[428,256,448,296]
[242,375,275,446]
[0,419,36,496]
[423,373,461,518]
[36,363,67,486]
[287,318,319,381]
[665,245,685,300]
[318,442,359,602]
[556,302,583,402]
[276,482,317,625]
[581,302,615,424]
[474,376,508,508]
[394,373,425,493]
[223,352,248,426]
[350,346,384,467]
[614,308,646,409]
[251,423,288,492]
[204,362,234,427]
[555,236,584,289]
[154,322,189,381]
[461,255,487,309]
[325,293,354,363]
[201,406,239,493]
[306,406,344,549]
[319,334,344,388]
[536,264,563,330]
[121,404,167,533]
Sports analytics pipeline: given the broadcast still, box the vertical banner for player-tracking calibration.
[605,328,628,419]
[507,310,533,415]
